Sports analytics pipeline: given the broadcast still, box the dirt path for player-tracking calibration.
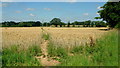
[36,29,60,66]
[41,40,48,57]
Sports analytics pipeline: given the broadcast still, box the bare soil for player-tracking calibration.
[35,34,60,66]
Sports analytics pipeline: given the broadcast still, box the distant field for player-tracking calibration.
[2,27,109,48]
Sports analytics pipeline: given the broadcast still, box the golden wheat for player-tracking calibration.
[45,27,109,48]
[2,27,43,49]
[2,27,109,50]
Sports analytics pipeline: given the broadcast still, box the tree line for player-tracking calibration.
[1,19,107,27]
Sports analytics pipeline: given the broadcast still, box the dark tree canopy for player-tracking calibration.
[97,2,120,28]
[1,19,107,27]
[67,21,71,27]
[43,22,50,27]
[50,18,61,27]
[2,21,42,27]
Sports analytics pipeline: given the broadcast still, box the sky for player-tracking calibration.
[1,0,110,2]
[1,2,106,23]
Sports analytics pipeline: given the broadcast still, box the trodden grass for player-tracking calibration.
[42,33,50,40]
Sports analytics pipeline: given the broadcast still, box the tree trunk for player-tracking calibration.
[60,25,62,27]
[55,25,57,27]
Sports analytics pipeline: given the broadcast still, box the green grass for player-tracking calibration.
[59,30,118,66]
[2,45,42,66]
[91,30,118,66]
[47,42,68,59]
[0,51,2,67]
[70,45,84,54]
[28,45,42,56]
[60,55,96,66]
[42,33,50,40]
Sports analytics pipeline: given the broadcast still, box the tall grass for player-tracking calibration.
[2,45,42,66]
[47,41,68,59]
[91,30,118,66]
[0,51,2,67]
[59,30,118,66]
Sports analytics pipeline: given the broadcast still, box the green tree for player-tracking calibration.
[83,22,86,27]
[84,20,91,27]
[67,21,71,27]
[94,21,100,27]
[43,22,48,27]
[34,21,42,26]
[2,21,17,27]
[60,22,63,27]
[91,21,94,27]
[72,21,81,27]
[94,21,106,27]
[96,2,120,28]
[71,22,75,27]
[100,21,107,27]
[50,18,61,27]
[43,22,50,27]
[61,22,66,27]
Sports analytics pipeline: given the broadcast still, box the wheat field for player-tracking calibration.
[2,27,109,49]
[45,27,109,48]
[2,27,114,66]
[2,27,43,49]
